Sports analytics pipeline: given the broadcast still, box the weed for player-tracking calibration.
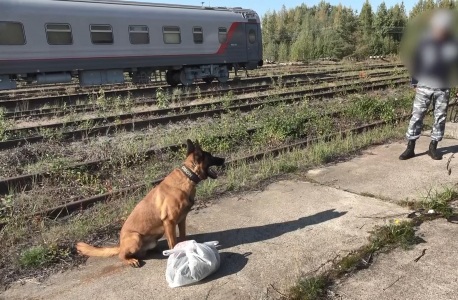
[368,220,419,251]
[0,108,12,141]
[419,186,458,219]
[195,86,202,100]
[0,193,14,223]
[172,88,183,102]
[19,244,70,269]
[196,179,219,199]
[95,87,107,108]
[38,126,65,142]
[290,220,419,299]
[222,90,234,110]
[156,87,170,108]
[290,276,329,300]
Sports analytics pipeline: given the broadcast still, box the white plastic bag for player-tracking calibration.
[163,240,220,288]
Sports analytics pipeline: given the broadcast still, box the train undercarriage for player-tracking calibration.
[0,64,246,90]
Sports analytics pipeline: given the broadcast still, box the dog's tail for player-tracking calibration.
[76,242,120,257]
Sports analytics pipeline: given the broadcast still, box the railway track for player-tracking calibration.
[0,111,412,229]
[0,76,410,197]
[0,66,330,101]
[0,63,403,112]
[0,63,399,100]
[1,75,409,149]
[5,70,398,120]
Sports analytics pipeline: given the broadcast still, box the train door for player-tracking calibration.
[246,23,259,62]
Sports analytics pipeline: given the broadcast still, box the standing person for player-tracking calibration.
[400,9,458,160]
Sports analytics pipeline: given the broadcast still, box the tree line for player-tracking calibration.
[262,0,457,62]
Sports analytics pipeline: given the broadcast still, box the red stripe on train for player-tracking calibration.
[215,22,240,55]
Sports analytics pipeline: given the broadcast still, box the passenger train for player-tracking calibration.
[0,0,263,90]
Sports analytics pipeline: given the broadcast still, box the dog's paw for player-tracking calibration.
[125,258,140,268]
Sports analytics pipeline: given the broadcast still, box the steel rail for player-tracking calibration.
[0,112,412,230]
[0,76,409,150]
[0,78,409,194]
[0,63,403,112]
[4,70,396,120]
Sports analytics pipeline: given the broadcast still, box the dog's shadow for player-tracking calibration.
[145,208,345,259]
[142,209,346,279]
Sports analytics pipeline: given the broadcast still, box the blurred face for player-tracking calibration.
[432,27,448,41]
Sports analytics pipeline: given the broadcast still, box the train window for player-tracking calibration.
[218,28,227,44]
[90,24,113,44]
[248,29,256,44]
[46,24,73,45]
[163,26,181,44]
[129,25,149,44]
[0,22,26,45]
[193,27,203,44]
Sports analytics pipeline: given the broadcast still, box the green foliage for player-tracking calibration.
[344,93,412,123]
[344,95,394,122]
[19,245,69,269]
[262,1,408,61]
[410,0,456,19]
[156,87,170,109]
[420,187,458,218]
[0,108,12,141]
[253,103,311,144]
[278,42,290,62]
[369,220,419,250]
[290,276,328,300]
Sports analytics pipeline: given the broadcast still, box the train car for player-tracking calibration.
[0,0,263,90]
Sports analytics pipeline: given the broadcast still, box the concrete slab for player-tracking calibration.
[307,138,458,202]
[2,180,409,300]
[423,122,458,140]
[331,219,458,300]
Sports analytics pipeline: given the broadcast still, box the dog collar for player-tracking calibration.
[180,165,201,184]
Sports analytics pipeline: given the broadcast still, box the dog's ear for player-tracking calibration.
[193,140,203,161]
[194,140,202,151]
[186,139,195,156]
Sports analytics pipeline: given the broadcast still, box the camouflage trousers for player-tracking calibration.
[406,86,450,142]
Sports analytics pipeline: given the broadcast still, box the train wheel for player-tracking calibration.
[179,70,194,86]
[203,77,214,84]
[166,70,178,87]
[217,75,229,83]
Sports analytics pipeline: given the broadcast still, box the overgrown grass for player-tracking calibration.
[290,276,329,300]
[420,187,458,219]
[0,84,411,181]
[368,220,419,251]
[290,220,420,300]
[343,89,414,123]
[0,108,12,141]
[7,71,406,142]
[19,245,70,269]
[0,121,408,288]
[401,186,458,219]
[2,90,413,223]
[0,80,415,287]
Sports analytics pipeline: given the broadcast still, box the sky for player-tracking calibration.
[136,0,416,19]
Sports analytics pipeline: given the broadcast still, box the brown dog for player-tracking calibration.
[76,140,225,267]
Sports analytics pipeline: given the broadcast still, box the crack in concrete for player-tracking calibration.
[300,176,399,204]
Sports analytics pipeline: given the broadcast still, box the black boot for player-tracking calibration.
[399,140,416,160]
[428,140,442,160]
